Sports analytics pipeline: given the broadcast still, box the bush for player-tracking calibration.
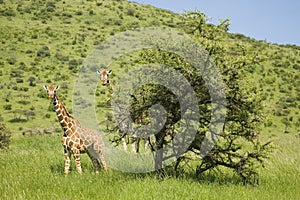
[127,8,135,16]
[7,56,17,65]
[0,123,12,150]
[62,12,72,18]
[16,78,24,83]
[68,59,82,72]
[37,46,51,58]
[2,8,16,17]
[68,59,79,70]
[89,10,94,15]
[293,65,300,70]
[46,1,56,12]
[3,104,12,110]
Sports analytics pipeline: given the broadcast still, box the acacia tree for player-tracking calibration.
[131,49,270,182]
[108,11,271,183]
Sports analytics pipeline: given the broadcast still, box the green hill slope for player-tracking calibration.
[0,0,299,137]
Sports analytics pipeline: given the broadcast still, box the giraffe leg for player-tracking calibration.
[135,138,141,153]
[73,149,82,174]
[92,144,108,171]
[99,150,108,170]
[64,149,71,175]
[87,151,101,173]
[122,137,127,151]
[62,137,71,175]
[144,138,149,150]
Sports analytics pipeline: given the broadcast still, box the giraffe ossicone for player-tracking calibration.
[44,84,108,174]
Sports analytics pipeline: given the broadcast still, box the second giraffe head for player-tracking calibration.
[97,69,112,86]
[43,85,60,99]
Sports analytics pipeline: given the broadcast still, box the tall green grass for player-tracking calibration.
[0,134,299,199]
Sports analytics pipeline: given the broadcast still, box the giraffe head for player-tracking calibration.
[97,69,112,86]
[43,85,60,99]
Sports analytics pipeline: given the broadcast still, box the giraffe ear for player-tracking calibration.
[55,85,60,91]
[96,70,102,75]
[43,85,48,90]
[107,69,112,75]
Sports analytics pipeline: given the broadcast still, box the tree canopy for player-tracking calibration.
[107,11,272,183]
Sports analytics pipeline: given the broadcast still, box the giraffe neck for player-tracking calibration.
[52,95,75,136]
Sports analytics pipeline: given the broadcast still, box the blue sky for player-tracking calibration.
[130,0,300,46]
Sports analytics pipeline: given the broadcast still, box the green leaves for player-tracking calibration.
[0,123,12,150]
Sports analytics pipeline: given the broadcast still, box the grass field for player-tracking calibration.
[0,133,299,199]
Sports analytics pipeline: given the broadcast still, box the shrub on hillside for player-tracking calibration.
[37,46,51,58]
[0,123,12,150]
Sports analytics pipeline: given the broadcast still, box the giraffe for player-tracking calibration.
[97,69,112,86]
[96,69,151,153]
[43,85,108,174]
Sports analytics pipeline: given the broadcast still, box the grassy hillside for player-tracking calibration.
[0,0,299,199]
[0,0,299,136]
[224,35,300,135]
[0,0,180,134]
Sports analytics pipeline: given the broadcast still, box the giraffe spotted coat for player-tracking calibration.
[44,85,108,174]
